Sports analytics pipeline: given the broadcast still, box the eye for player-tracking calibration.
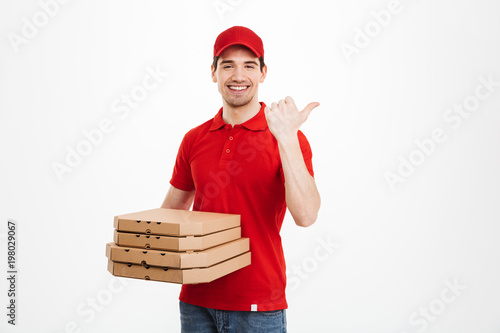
[245,65,255,69]
[223,65,232,69]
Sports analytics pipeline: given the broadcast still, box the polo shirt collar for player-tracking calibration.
[209,102,268,132]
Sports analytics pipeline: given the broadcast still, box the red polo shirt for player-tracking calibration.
[170,102,314,311]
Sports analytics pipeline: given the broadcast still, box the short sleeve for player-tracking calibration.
[169,132,196,191]
[279,130,315,183]
[297,130,314,177]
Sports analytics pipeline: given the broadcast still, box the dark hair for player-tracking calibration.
[212,56,266,72]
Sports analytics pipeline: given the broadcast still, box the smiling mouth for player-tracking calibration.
[227,85,250,92]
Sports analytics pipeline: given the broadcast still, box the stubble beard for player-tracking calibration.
[221,84,258,109]
[223,94,254,108]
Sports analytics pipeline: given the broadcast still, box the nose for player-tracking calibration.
[231,66,245,82]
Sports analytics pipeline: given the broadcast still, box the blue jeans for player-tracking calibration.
[179,301,287,333]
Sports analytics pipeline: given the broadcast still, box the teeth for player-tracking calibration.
[229,86,248,91]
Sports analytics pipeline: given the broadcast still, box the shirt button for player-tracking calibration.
[228,136,233,140]
[226,149,230,153]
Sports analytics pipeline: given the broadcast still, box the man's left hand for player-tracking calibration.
[264,96,319,142]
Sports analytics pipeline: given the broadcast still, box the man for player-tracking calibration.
[161,26,321,333]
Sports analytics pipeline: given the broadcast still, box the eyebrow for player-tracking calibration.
[220,60,259,66]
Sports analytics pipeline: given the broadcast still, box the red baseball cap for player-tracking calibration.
[213,26,264,59]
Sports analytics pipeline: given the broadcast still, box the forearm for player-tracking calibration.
[278,135,320,227]
[161,185,195,210]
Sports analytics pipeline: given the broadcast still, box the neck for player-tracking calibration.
[222,98,262,125]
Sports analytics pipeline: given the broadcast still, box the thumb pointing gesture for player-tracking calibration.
[301,102,320,121]
[266,96,320,142]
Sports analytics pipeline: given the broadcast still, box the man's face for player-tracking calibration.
[211,45,267,108]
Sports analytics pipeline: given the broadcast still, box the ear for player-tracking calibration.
[259,65,267,83]
[211,65,217,83]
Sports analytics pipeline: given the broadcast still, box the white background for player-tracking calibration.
[1,0,500,332]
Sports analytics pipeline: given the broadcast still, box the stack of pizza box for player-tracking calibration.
[106,208,251,284]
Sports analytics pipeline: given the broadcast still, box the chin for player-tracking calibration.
[224,96,254,107]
